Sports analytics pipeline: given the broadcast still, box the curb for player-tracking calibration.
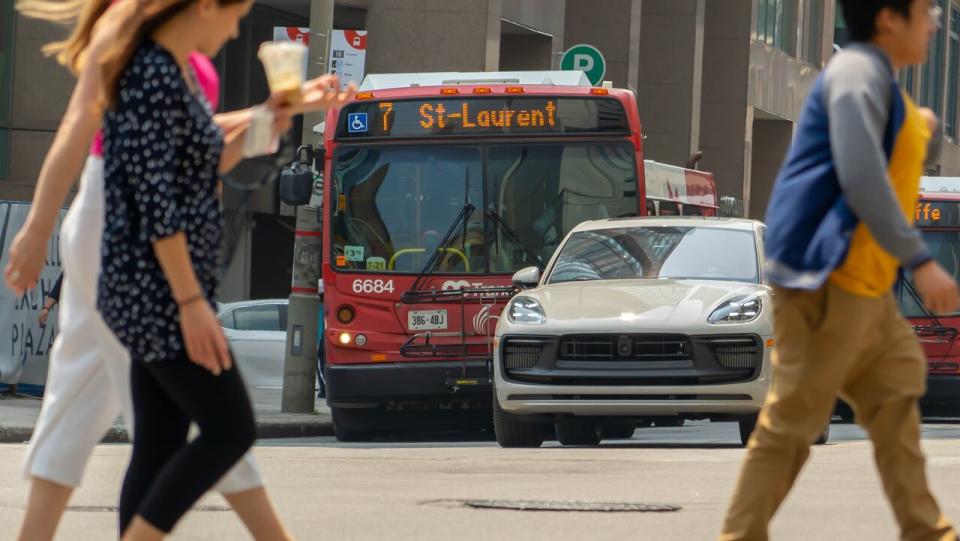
[0,425,36,444]
[256,420,334,439]
[0,420,334,444]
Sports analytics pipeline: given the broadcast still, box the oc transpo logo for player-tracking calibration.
[441,280,478,291]
[473,305,495,336]
[439,281,504,336]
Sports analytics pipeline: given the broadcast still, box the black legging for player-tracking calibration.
[119,353,256,534]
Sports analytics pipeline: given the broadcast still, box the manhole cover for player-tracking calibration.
[424,499,681,513]
[67,505,230,513]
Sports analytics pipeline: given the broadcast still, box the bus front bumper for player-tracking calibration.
[922,374,960,412]
[326,361,492,407]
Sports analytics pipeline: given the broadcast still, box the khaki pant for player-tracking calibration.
[720,283,956,541]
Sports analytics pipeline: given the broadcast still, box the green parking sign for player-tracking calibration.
[560,44,606,86]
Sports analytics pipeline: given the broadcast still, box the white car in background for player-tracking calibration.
[218,299,288,390]
[493,217,827,447]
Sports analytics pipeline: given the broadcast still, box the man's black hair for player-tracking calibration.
[839,0,914,42]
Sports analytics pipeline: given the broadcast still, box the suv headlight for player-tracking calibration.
[507,297,546,325]
[709,295,762,324]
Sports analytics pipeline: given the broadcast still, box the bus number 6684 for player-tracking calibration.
[351,279,396,294]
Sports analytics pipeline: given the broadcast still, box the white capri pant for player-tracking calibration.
[22,156,262,493]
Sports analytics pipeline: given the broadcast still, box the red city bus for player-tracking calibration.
[895,177,960,416]
[316,71,719,440]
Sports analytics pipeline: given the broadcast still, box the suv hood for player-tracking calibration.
[508,279,771,333]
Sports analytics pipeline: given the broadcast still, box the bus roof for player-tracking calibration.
[921,176,960,195]
[359,71,592,90]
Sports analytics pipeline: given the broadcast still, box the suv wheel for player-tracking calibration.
[599,422,635,440]
[556,418,601,446]
[814,423,830,445]
[493,393,544,448]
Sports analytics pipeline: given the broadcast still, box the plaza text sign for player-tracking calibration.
[0,202,66,395]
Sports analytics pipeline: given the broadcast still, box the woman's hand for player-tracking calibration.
[294,75,357,114]
[39,307,51,326]
[179,300,232,375]
[5,226,48,296]
[265,98,294,138]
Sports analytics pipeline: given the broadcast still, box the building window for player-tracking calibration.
[0,0,13,180]
[947,4,959,138]
[921,0,947,116]
[899,65,917,96]
[833,3,849,49]
[804,0,823,65]
[756,0,796,55]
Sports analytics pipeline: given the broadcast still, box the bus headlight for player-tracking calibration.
[339,332,353,345]
[507,297,546,325]
[709,296,762,324]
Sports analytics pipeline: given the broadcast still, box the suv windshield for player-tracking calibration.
[547,226,759,284]
[330,142,637,274]
[898,230,960,317]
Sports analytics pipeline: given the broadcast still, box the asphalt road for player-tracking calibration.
[1,420,959,540]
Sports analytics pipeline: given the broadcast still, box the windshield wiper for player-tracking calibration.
[406,203,475,296]
[899,275,958,338]
[486,209,545,271]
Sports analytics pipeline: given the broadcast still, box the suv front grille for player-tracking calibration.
[500,334,762,386]
[709,338,761,369]
[504,339,545,370]
[559,334,690,362]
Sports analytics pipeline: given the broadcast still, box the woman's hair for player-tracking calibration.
[99,0,192,109]
[99,0,245,109]
[15,0,112,74]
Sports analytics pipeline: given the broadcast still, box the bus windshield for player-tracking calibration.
[898,230,960,317]
[330,142,637,275]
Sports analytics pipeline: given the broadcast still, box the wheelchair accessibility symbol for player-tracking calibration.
[348,113,368,133]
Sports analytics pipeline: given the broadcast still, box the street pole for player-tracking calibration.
[281,0,333,413]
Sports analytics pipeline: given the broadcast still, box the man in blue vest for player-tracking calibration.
[720,1,959,539]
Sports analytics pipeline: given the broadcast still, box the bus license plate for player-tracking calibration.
[408,310,448,331]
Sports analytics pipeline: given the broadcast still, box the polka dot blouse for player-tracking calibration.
[99,41,224,363]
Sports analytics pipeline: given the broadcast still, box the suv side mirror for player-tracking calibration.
[512,266,541,289]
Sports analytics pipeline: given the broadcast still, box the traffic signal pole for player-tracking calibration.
[281,0,333,413]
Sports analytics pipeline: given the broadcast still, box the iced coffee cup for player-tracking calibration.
[258,41,307,104]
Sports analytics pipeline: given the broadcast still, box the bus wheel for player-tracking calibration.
[493,396,544,448]
[738,414,758,447]
[652,416,685,428]
[556,418,601,446]
[331,407,376,442]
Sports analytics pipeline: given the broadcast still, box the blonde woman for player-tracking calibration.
[6,0,353,539]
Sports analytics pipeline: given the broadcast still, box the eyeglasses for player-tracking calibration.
[930,4,943,28]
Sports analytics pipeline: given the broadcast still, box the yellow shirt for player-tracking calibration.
[829,93,930,298]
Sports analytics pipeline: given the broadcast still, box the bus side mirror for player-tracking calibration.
[279,145,316,206]
[512,266,541,289]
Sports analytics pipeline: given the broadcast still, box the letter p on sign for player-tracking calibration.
[560,44,606,86]
[573,54,594,72]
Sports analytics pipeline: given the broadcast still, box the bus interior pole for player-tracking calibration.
[281,0,333,413]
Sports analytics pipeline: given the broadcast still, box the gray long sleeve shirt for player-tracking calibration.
[824,43,935,269]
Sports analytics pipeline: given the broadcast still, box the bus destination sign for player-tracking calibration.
[915,200,960,227]
[336,97,629,139]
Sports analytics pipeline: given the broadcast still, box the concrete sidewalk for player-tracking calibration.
[0,387,332,443]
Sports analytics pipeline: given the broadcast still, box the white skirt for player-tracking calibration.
[23,156,262,493]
